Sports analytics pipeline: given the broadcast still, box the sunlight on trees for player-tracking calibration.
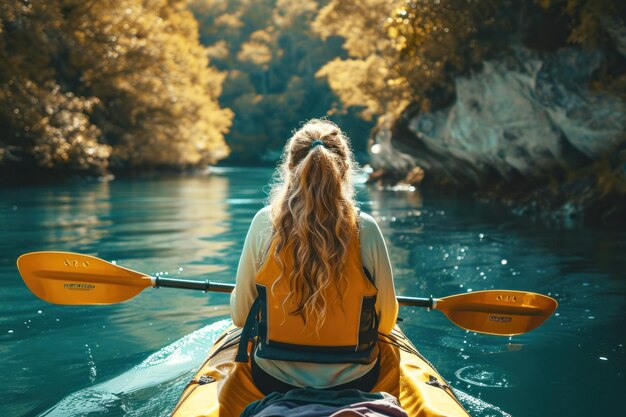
[315,0,516,117]
[316,56,410,121]
[2,0,622,176]
[315,0,625,119]
[314,0,395,59]
[190,0,373,161]
[314,0,408,119]
[0,0,232,176]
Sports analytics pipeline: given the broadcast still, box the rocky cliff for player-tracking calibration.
[370,48,626,226]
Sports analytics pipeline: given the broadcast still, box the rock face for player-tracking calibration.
[371,48,625,190]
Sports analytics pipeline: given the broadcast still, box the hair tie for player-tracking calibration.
[311,140,326,149]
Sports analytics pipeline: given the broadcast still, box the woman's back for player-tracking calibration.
[230,119,398,391]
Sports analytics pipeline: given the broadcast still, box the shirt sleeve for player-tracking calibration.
[359,212,398,335]
[230,207,272,326]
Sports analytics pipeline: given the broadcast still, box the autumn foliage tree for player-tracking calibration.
[314,0,625,222]
[0,0,232,179]
[190,0,373,162]
[315,0,625,117]
[314,0,523,118]
[2,0,622,178]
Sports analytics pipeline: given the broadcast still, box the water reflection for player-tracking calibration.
[1,168,624,417]
[36,181,113,248]
[362,186,426,297]
[0,181,113,265]
[97,175,231,269]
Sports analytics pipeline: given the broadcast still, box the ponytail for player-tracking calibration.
[268,119,358,330]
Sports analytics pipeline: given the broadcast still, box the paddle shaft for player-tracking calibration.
[17,251,558,335]
[155,277,235,293]
[154,277,434,308]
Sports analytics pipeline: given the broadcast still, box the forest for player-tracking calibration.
[1,0,625,223]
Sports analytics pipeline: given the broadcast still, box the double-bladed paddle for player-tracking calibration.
[16,251,558,336]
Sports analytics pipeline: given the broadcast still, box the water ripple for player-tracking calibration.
[455,365,513,388]
[39,319,231,417]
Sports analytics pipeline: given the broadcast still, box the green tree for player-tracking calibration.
[537,0,626,100]
[190,0,373,162]
[0,1,111,174]
[0,0,232,179]
[315,0,626,119]
[315,0,518,117]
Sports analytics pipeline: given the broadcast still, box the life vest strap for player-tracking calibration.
[358,295,378,347]
[255,338,379,364]
[235,297,260,363]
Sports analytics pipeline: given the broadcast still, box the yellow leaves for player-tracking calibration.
[394,35,407,51]
[191,0,229,17]
[565,0,610,47]
[250,28,275,44]
[0,0,233,172]
[214,13,244,30]
[314,0,519,121]
[387,25,399,39]
[313,0,401,58]
[316,55,410,120]
[313,0,426,118]
[386,78,406,87]
[206,40,230,60]
[535,0,624,49]
[23,85,113,171]
[237,41,273,67]
[273,0,318,28]
[235,27,279,68]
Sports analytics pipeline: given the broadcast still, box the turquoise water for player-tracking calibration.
[0,167,624,416]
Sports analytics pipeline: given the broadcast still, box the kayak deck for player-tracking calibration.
[171,325,470,417]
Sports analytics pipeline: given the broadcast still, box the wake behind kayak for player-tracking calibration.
[39,319,510,417]
[39,320,231,417]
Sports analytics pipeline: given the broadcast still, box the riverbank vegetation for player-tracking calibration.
[0,0,232,180]
[316,0,626,115]
[1,0,624,224]
[188,0,374,162]
[314,0,625,225]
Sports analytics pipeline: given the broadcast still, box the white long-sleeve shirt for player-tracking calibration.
[230,206,398,388]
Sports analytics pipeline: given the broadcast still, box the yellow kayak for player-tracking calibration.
[171,325,470,417]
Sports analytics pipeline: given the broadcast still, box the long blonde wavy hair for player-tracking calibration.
[268,119,359,329]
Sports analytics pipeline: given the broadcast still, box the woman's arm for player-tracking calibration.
[230,207,272,326]
[360,212,398,335]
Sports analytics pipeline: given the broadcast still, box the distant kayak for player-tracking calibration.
[171,325,470,417]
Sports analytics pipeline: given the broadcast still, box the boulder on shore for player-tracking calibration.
[368,48,626,226]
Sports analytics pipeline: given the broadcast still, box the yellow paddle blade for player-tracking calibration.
[17,252,153,305]
[435,290,558,336]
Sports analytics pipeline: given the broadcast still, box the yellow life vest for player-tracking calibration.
[235,232,379,365]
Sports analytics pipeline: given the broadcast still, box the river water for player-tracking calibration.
[0,167,624,417]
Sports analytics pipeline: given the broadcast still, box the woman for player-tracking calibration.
[230,118,398,395]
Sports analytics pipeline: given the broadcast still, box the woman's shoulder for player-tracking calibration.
[358,210,378,228]
[254,205,272,218]
[250,206,272,227]
[358,210,382,239]
[246,207,273,253]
